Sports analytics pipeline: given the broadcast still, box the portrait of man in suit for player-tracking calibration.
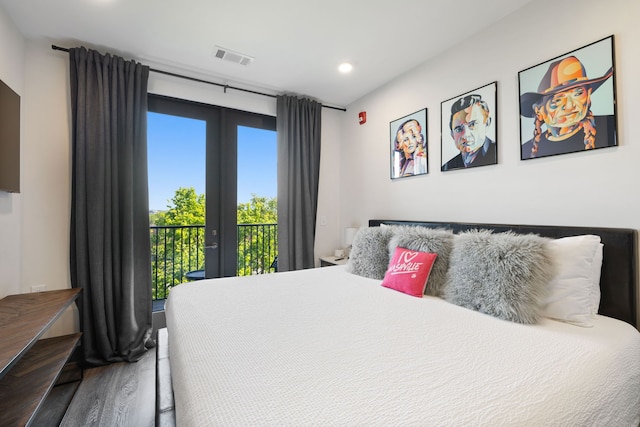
[441,82,497,171]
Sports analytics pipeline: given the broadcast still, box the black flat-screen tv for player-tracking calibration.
[0,78,20,193]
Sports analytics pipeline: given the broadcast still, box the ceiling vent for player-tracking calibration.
[213,46,254,66]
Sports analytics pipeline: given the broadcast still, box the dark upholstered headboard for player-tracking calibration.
[369,219,637,327]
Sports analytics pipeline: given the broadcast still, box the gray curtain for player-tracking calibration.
[276,95,322,271]
[69,47,153,366]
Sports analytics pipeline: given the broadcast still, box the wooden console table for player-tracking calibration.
[0,288,82,426]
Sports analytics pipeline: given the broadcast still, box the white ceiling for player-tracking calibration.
[1,0,535,107]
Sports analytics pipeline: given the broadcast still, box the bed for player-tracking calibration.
[161,220,640,426]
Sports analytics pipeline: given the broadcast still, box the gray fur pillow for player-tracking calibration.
[346,226,394,280]
[388,226,454,296]
[443,230,554,324]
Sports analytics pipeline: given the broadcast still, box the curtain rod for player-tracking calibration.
[52,45,347,112]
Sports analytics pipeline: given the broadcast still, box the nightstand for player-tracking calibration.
[319,256,348,267]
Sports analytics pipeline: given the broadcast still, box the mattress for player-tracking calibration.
[165,265,640,426]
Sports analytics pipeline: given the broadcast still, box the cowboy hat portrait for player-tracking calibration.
[518,36,617,160]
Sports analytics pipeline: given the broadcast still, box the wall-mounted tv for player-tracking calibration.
[0,78,20,193]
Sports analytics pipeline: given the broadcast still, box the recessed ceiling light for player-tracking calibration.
[338,63,353,73]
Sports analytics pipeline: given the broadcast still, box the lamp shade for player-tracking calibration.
[344,227,358,247]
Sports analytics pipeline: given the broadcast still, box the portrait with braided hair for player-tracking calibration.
[519,36,617,160]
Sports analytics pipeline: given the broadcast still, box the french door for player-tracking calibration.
[148,94,275,279]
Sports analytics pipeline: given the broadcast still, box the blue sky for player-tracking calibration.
[147,112,276,211]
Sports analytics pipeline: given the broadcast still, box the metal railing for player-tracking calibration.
[237,223,278,276]
[150,223,277,302]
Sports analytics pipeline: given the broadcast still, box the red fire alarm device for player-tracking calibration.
[358,111,366,125]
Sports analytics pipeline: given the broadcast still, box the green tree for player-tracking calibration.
[237,194,277,276]
[150,190,279,299]
[149,211,164,226]
[151,187,206,300]
[237,194,277,224]
[155,187,205,226]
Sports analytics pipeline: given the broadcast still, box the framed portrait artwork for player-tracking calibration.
[390,109,428,179]
[441,82,498,171]
[518,35,617,160]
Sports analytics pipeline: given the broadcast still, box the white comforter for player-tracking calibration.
[165,265,640,426]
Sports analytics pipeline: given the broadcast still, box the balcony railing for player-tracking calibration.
[150,223,277,302]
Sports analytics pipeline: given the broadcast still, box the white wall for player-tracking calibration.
[339,0,640,324]
[19,42,77,337]
[148,71,277,116]
[0,33,343,336]
[0,6,24,299]
[315,108,344,259]
[5,0,638,335]
[341,0,639,229]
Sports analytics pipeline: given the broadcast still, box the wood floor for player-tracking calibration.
[57,347,156,427]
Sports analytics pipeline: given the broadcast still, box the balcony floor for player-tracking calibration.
[153,299,165,312]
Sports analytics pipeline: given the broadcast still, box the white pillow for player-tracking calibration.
[590,243,603,315]
[542,235,603,327]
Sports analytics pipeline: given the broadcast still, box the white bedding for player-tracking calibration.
[165,265,640,426]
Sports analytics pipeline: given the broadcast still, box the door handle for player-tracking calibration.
[205,243,218,250]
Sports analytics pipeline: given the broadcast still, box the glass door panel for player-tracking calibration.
[218,111,276,277]
[236,126,277,276]
[148,95,220,296]
[148,95,276,294]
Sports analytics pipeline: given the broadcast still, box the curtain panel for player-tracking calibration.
[276,95,322,271]
[69,47,153,365]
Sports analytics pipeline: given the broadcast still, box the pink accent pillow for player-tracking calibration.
[381,247,438,297]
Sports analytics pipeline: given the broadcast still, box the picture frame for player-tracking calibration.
[390,108,428,179]
[441,82,497,171]
[518,35,617,160]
